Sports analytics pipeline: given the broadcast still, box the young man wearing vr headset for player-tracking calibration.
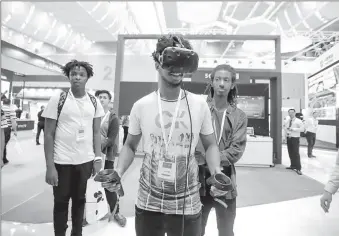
[197,64,248,236]
[102,35,228,236]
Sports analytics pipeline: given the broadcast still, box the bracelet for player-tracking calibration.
[94,157,102,162]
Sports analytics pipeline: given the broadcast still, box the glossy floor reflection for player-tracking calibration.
[1,133,338,236]
[3,194,339,236]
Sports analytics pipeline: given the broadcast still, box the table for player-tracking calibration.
[16,119,34,131]
[235,136,274,167]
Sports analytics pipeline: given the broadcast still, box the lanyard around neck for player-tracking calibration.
[213,109,226,145]
[69,90,88,126]
[157,89,182,153]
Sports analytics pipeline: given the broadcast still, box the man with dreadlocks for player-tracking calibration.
[42,60,105,236]
[103,35,224,236]
[197,64,248,236]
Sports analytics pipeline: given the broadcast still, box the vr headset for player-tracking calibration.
[158,46,199,74]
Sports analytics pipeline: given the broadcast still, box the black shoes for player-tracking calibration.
[286,166,302,175]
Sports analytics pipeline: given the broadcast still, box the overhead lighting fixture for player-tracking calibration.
[44,29,52,40]
[21,5,35,30]
[15,35,25,47]
[3,14,12,24]
[314,11,328,23]
[89,2,101,14]
[11,2,25,14]
[58,25,67,38]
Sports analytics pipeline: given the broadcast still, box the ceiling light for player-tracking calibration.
[302,2,318,10]
[15,35,25,46]
[74,34,81,45]
[51,19,57,29]
[58,25,67,37]
[44,30,52,40]
[11,2,25,14]
[3,14,12,24]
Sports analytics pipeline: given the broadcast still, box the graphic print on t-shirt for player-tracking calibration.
[138,103,201,214]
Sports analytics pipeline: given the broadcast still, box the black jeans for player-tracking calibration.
[3,127,11,162]
[104,160,119,214]
[36,122,44,143]
[305,132,316,156]
[123,126,128,145]
[53,161,93,236]
[287,137,301,170]
[135,206,202,236]
[201,196,236,236]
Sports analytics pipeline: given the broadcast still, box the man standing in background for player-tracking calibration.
[43,60,104,236]
[36,105,45,145]
[1,109,9,168]
[284,108,304,175]
[121,115,129,145]
[198,64,248,236]
[95,90,126,227]
[2,98,17,165]
[304,111,318,158]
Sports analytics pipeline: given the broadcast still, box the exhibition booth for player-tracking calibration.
[307,43,339,149]
[114,34,282,167]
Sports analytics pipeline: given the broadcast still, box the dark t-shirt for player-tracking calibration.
[38,110,45,123]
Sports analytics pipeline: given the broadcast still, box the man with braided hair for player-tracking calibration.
[103,35,225,236]
[42,60,105,236]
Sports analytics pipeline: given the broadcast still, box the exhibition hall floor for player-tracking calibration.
[1,130,339,236]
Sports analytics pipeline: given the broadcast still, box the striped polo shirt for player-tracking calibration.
[1,109,8,129]
[2,104,16,127]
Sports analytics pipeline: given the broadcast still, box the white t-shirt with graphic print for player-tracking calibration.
[42,91,105,165]
[129,90,214,215]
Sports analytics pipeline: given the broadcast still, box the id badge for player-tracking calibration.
[76,126,85,142]
[157,160,176,182]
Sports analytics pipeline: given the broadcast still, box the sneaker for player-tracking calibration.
[295,170,302,175]
[114,213,127,227]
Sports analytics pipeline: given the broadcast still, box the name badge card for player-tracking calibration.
[76,126,85,142]
[157,159,176,182]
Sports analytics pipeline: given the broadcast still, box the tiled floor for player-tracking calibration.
[1,131,338,236]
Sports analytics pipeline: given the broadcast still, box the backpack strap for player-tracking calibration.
[56,90,97,124]
[87,93,97,113]
[57,90,68,121]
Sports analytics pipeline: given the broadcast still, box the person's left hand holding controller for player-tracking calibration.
[101,170,122,193]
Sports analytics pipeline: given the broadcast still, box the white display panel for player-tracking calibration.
[308,61,339,120]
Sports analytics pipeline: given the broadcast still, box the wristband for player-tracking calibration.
[94,156,102,162]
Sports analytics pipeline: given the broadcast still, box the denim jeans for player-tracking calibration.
[135,206,202,236]
[53,161,93,236]
[200,196,236,236]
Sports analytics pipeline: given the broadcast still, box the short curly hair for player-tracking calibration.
[62,60,94,78]
[151,34,193,63]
